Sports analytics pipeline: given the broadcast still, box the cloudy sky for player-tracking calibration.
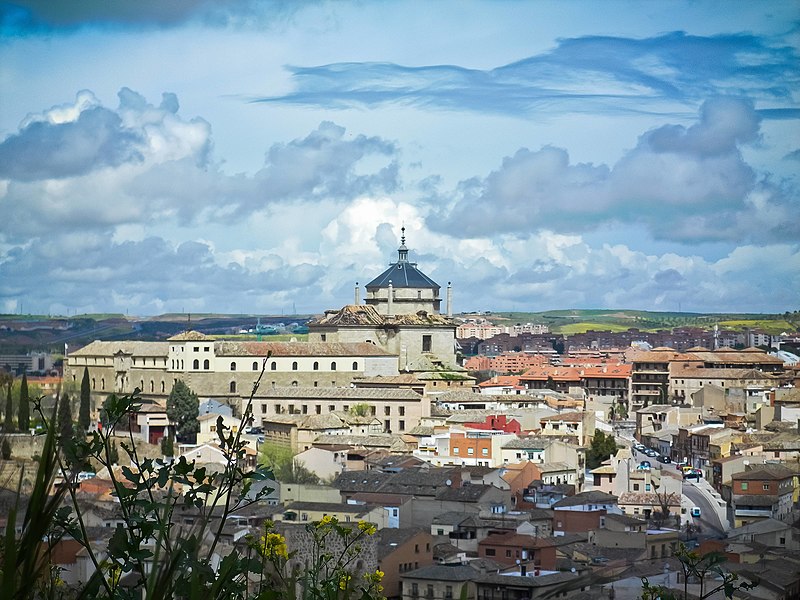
[1,1,798,317]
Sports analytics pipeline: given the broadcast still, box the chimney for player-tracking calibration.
[520,565,527,576]
[447,282,453,317]
[387,281,393,315]
[354,282,360,305]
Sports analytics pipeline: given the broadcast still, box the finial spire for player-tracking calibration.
[397,226,408,263]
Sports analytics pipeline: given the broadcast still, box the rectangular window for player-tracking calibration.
[385,406,391,416]
[422,335,432,352]
[485,548,496,556]
[763,483,770,491]
[481,448,488,456]
[399,406,405,416]
[453,447,459,454]
[741,482,748,491]
[399,420,405,431]
[467,447,474,455]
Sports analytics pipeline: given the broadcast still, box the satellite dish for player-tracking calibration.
[446,479,452,486]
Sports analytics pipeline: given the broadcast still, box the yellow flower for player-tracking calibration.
[317,515,336,528]
[357,521,377,536]
[338,573,351,590]
[257,531,288,560]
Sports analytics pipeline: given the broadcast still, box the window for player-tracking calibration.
[485,548,496,556]
[763,483,770,491]
[101,378,105,390]
[161,381,165,393]
[453,447,459,454]
[193,359,199,369]
[467,447,474,455]
[203,359,209,369]
[352,361,358,370]
[150,380,154,392]
[270,361,277,371]
[320,334,326,342]
[741,482,748,491]
[481,448,488,456]
[399,406,405,416]
[253,361,259,370]
[422,335,432,352]
[399,420,405,431]
[292,361,298,371]
[261,404,267,414]
[193,346,199,352]
[411,584,418,599]
[384,406,391,416]
[316,405,322,414]
[230,362,236,371]
[313,361,319,370]
[445,587,453,600]
[331,361,337,370]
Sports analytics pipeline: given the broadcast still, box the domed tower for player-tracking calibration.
[364,228,442,316]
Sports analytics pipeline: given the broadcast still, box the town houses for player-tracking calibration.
[5,234,800,599]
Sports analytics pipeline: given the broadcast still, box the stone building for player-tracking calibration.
[308,232,462,373]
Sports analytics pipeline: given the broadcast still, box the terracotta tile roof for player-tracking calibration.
[216,340,393,357]
[167,330,214,341]
[254,386,421,401]
[310,304,456,328]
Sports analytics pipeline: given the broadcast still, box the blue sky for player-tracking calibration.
[0,0,798,316]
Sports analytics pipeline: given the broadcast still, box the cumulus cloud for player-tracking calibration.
[431,97,799,244]
[0,89,400,242]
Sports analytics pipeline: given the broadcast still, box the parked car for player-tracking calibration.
[637,461,651,470]
[683,468,703,480]
[691,507,702,517]
[645,449,658,457]
[658,455,672,464]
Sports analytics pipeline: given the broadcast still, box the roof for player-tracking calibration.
[310,304,456,328]
[254,387,421,401]
[435,484,497,502]
[70,340,168,357]
[403,564,480,582]
[167,330,214,341]
[283,501,376,514]
[215,340,393,357]
[552,491,617,508]
[732,465,794,481]
[365,235,439,290]
[540,412,584,423]
[377,528,427,559]
[732,494,780,506]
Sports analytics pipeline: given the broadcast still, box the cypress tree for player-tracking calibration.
[167,380,199,443]
[58,392,74,443]
[3,377,12,432]
[18,372,29,431]
[79,369,91,433]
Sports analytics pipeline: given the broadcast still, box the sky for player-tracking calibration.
[1,0,799,317]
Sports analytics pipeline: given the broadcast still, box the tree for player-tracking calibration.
[160,432,174,457]
[78,368,91,433]
[349,402,371,417]
[2,372,13,432]
[586,430,618,470]
[18,372,29,431]
[259,441,320,484]
[641,545,758,599]
[1,438,10,460]
[57,392,73,444]
[166,380,200,443]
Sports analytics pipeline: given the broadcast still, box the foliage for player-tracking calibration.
[167,380,200,443]
[2,373,13,432]
[1,437,10,460]
[79,368,92,433]
[0,356,384,600]
[57,391,74,446]
[586,430,618,470]
[641,544,757,599]
[248,515,383,600]
[18,372,29,431]
[161,431,174,457]
[109,439,120,465]
[348,403,371,417]
[258,441,320,485]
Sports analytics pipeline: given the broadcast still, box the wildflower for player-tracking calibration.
[317,514,336,528]
[338,573,352,590]
[357,521,377,536]
[256,531,288,560]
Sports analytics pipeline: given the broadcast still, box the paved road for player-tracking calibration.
[682,481,726,537]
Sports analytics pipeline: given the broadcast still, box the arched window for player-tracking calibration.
[203,359,209,369]
[352,361,358,370]
[330,361,337,371]
[270,362,277,371]
[92,378,96,390]
[193,359,199,369]
[161,381,165,393]
[292,361,298,371]
[139,379,144,391]
[101,378,105,390]
[150,380,154,393]
[230,362,236,371]
[313,361,319,371]
[230,381,237,393]
[252,361,259,371]
[292,381,298,387]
